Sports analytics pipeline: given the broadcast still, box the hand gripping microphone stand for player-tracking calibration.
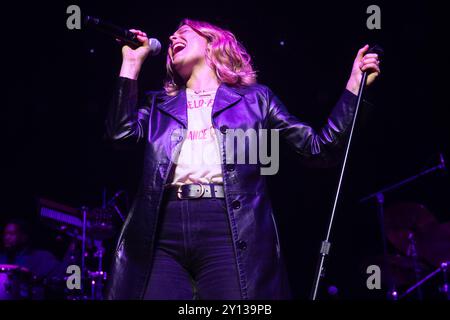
[310,45,384,300]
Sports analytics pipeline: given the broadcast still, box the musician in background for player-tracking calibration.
[0,218,65,279]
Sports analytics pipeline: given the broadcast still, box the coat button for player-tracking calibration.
[220,125,229,134]
[236,240,247,250]
[231,200,241,210]
[226,164,235,172]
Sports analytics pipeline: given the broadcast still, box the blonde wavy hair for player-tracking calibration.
[164,19,257,95]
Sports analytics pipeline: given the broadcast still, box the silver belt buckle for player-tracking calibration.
[177,183,205,199]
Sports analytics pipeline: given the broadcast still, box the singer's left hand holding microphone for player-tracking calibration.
[119,29,151,80]
[346,44,381,95]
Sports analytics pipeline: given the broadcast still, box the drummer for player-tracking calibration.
[0,218,65,279]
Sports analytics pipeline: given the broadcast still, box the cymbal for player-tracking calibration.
[87,207,116,240]
[384,202,438,253]
[384,202,450,267]
[0,264,31,274]
[415,222,450,267]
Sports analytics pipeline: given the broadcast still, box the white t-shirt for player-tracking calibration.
[171,88,223,185]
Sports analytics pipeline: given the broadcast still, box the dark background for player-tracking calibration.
[2,0,449,299]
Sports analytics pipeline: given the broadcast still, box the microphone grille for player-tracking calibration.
[148,38,162,56]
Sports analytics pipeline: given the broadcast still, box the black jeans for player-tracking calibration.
[144,196,241,299]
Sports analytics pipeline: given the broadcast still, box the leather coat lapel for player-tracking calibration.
[156,83,243,127]
[156,89,188,128]
[212,84,243,117]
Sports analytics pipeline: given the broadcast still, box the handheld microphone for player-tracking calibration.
[84,16,161,55]
[367,44,384,58]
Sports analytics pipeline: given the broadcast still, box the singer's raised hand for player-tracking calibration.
[345,44,381,95]
[119,29,150,80]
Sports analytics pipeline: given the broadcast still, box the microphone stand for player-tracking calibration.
[310,46,383,300]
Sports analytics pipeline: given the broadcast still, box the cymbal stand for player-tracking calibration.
[399,261,449,300]
[81,206,88,297]
[88,240,107,300]
[439,262,449,300]
[374,193,397,300]
[406,231,424,300]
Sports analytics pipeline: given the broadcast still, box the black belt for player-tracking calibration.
[164,183,225,200]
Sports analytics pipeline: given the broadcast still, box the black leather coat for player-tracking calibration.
[105,77,357,299]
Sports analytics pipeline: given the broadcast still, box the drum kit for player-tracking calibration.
[361,153,450,300]
[0,264,71,300]
[0,190,126,300]
[2,153,448,300]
